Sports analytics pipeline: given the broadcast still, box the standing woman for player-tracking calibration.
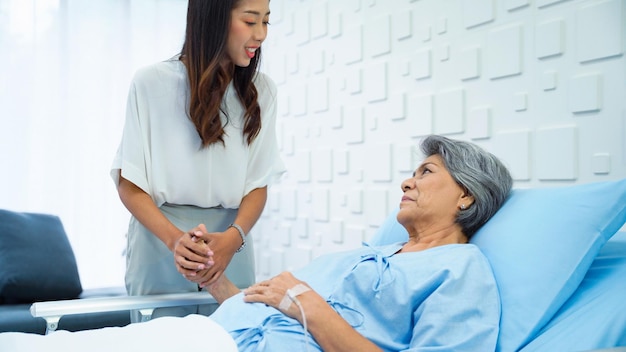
[110,0,284,322]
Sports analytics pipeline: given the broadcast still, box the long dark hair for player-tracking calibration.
[180,0,262,147]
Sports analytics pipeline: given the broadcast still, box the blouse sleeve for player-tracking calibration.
[110,78,152,196]
[243,74,286,195]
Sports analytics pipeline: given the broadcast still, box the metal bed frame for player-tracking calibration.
[30,292,217,334]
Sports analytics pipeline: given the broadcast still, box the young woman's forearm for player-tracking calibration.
[231,187,267,233]
[222,186,267,250]
[117,173,183,251]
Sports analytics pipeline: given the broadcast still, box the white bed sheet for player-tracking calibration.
[0,314,237,352]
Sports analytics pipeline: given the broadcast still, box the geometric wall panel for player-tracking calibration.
[313,147,333,182]
[389,92,406,121]
[437,44,450,61]
[365,142,392,182]
[294,9,311,45]
[535,19,564,59]
[288,51,300,74]
[310,77,329,112]
[434,88,465,135]
[311,47,326,74]
[331,219,345,244]
[542,70,558,91]
[407,93,433,137]
[514,92,528,112]
[394,10,412,40]
[365,62,388,102]
[458,47,481,80]
[462,0,495,29]
[343,25,363,64]
[344,225,367,250]
[292,83,308,116]
[281,188,297,219]
[335,148,349,175]
[345,107,365,144]
[280,223,292,246]
[537,0,568,8]
[269,249,286,279]
[592,153,611,175]
[269,52,288,84]
[569,73,602,113]
[394,144,415,173]
[418,24,432,42]
[295,216,310,239]
[364,188,388,227]
[575,0,623,63]
[365,14,391,58]
[311,2,328,39]
[488,24,522,79]
[413,49,432,80]
[436,17,448,35]
[349,188,364,214]
[296,149,312,182]
[347,68,363,94]
[536,126,578,181]
[468,106,491,140]
[286,245,313,272]
[279,93,291,118]
[313,187,330,222]
[493,130,531,181]
[329,11,342,38]
[507,0,530,11]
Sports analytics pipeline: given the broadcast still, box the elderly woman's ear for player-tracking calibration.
[458,193,474,210]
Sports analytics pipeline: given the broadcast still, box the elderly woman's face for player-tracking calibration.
[398,154,468,230]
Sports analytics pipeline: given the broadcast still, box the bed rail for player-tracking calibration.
[30,292,217,334]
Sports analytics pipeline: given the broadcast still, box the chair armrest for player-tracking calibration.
[30,292,216,334]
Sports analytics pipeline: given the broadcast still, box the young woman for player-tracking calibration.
[110,0,285,322]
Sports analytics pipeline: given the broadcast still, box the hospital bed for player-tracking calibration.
[370,178,626,351]
[1,178,625,351]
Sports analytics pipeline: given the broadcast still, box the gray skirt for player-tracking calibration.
[124,203,255,322]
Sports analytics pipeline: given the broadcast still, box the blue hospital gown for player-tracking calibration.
[210,242,500,351]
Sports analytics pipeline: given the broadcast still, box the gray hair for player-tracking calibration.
[420,135,513,239]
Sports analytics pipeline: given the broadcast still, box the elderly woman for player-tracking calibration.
[178,134,514,351]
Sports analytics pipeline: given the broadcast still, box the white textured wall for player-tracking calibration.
[254,0,626,281]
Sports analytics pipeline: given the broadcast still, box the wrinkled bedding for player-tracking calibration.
[0,314,236,352]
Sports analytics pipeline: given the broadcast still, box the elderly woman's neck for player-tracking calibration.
[401,228,468,252]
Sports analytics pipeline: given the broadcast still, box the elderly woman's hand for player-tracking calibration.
[243,272,316,323]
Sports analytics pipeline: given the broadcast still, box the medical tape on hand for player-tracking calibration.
[278,283,311,311]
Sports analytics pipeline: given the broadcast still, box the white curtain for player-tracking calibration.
[0,0,188,288]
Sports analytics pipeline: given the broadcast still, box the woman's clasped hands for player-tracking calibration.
[174,224,239,288]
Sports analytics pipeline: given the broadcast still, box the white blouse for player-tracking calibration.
[110,59,286,209]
